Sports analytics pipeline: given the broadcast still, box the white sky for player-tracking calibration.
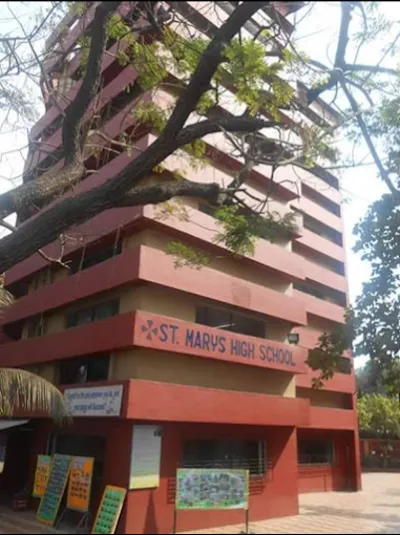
[0,1,397,370]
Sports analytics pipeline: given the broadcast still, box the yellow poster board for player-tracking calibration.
[67,456,94,512]
[91,486,126,534]
[32,455,52,498]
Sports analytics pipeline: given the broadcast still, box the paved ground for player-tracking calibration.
[0,473,400,534]
[185,473,400,535]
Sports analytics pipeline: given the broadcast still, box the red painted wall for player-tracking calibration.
[123,423,299,534]
[297,429,358,493]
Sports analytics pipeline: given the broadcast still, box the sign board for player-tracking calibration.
[91,486,126,535]
[129,425,162,490]
[32,455,52,498]
[176,469,249,510]
[67,456,94,512]
[37,454,71,526]
[135,312,306,374]
[64,385,123,417]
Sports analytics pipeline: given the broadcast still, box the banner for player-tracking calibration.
[67,456,94,512]
[37,454,71,526]
[129,426,162,490]
[64,385,123,417]
[91,486,127,535]
[176,469,249,510]
[32,455,52,498]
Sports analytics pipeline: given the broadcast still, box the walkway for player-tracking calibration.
[0,473,399,533]
[185,473,400,534]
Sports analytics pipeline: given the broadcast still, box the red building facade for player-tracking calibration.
[0,2,360,533]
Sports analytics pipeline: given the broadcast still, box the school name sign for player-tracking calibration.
[134,312,307,374]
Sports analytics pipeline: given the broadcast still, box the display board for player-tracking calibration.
[91,486,127,535]
[129,425,162,489]
[176,469,249,510]
[32,455,52,498]
[37,454,72,526]
[67,456,94,512]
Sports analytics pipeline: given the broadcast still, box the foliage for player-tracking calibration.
[358,394,400,439]
[0,368,70,423]
[307,307,355,388]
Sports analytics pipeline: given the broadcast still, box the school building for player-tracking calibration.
[0,2,360,533]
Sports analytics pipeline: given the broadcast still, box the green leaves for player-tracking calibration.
[213,205,298,257]
[358,394,400,439]
[307,307,355,388]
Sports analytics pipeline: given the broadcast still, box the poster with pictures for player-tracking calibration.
[176,469,249,510]
[37,454,72,526]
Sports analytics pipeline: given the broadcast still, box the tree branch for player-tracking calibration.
[0,1,122,221]
[0,116,274,271]
[162,1,269,138]
[341,80,399,197]
[343,63,398,76]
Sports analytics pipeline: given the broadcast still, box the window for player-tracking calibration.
[26,315,47,338]
[303,214,343,246]
[66,300,119,329]
[59,354,110,385]
[48,433,106,481]
[337,357,352,375]
[293,280,347,307]
[70,239,122,275]
[196,307,266,338]
[183,440,266,476]
[298,439,334,465]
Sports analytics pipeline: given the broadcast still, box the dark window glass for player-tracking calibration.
[298,439,334,465]
[26,316,46,338]
[337,357,352,375]
[59,354,110,385]
[70,238,122,275]
[66,300,119,329]
[183,440,266,476]
[93,300,119,322]
[196,307,265,338]
[48,433,106,481]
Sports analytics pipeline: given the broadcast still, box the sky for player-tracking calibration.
[0,1,397,370]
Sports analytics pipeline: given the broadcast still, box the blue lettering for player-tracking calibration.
[193,331,202,349]
[209,334,219,352]
[231,339,239,356]
[247,343,255,359]
[202,332,211,351]
[219,336,226,353]
[170,324,179,344]
[159,323,169,342]
[260,345,267,361]
[185,329,194,347]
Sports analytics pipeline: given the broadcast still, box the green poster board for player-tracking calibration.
[176,469,249,510]
[91,486,127,534]
[37,454,72,526]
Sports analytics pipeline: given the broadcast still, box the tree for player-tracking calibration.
[0,1,399,385]
[358,394,400,439]
[0,368,70,423]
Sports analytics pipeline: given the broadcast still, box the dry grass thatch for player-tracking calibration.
[0,368,71,424]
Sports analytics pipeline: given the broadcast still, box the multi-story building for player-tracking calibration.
[0,2,360,533]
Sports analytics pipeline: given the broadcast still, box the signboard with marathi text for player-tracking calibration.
[37,454,71,526]
[91,486,127,535]
[32,455,52,498]
[67,456,94,512]
[176,469,249,510]
[135,312,307,374]
[129,426,162,490]
[64,385,123,417]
